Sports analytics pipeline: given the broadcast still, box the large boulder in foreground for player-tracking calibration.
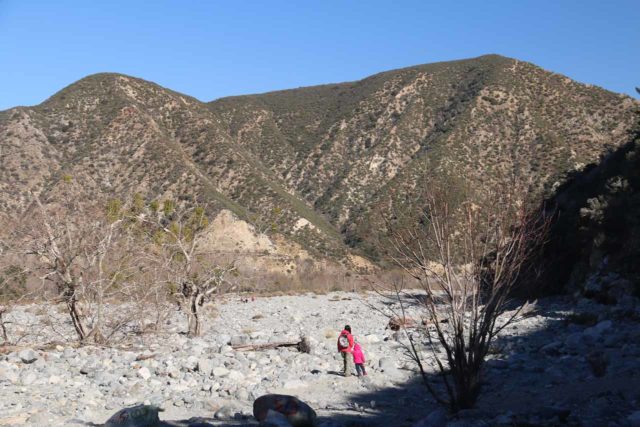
[104,405,161,427]
[253,394,317,427]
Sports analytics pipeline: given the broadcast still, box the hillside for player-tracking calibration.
[1,54,638,269]
[536,126,640,297]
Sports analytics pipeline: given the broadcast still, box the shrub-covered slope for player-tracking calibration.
[1,54,638,263]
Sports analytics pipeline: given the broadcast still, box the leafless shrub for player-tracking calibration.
[377,179,549,412]
[141,201,237,337]
[1,231,32,345]
[16,188,143,345]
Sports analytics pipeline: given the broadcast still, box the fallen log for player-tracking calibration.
[232,336,311,354]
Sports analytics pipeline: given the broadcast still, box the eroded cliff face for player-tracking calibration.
[1,55,638,267]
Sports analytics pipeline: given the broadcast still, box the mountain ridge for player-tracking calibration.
[1,54,638,270]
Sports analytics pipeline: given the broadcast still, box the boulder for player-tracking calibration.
[104,405,161,427]
[18,349,39,364]
[253,394,317,427]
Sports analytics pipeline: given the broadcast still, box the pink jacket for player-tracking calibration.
[352,343,365,364]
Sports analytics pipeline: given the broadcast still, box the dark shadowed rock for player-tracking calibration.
[253,394,317,427]
[412,408,447,427]
[104,405,161,427]
[628,410,640,427]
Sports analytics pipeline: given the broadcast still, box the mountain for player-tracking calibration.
[1,54,638,271]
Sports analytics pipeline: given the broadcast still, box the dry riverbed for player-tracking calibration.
[1,292,640,426]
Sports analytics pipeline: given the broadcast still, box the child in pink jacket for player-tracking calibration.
[352,341,367,376]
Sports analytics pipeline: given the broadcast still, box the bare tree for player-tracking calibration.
[144,201,236,337]
[380,180,549,412]
[20,192,140,344]
[0,264,28,346]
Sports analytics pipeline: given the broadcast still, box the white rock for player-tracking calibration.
[283,379,308,389]
[138,367,152,380]
[227,370,244,381]
[48,375,62,384]
[212,366,230,377]
[185,355,199,371]
[365,334,380,343]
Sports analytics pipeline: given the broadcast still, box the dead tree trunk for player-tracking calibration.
[232,336,312,353]
[185,287,205,337]
[67,292,87,342]
[0,307,9,345]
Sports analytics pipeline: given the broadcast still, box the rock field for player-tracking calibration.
[1,291,640,426]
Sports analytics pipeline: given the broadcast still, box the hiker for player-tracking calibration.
[352,340,367,376]
[337,325,354,377]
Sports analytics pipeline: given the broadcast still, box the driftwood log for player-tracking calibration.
[232,336,312,354]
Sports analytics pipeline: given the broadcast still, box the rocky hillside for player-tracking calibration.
[536,126,640,297]
[1,54,638,266]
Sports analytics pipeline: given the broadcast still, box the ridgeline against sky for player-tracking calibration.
[0,0,638,111]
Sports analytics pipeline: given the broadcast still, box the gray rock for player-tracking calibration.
[19,370,37,386]
[184,355,199,372]
[18,349,39,364]
[214,405,235,420]
[628,410,640,427]
[378,357,397,372]
[540,341,562,354]
[212,366,230,377]
[197,358,213,376]
[80,363,99,377]
[230,334,249,346]
[235,388,250,401]
[28,411,61,425]
[583,320,612,339]
[0,361,19,384]
[228,369,245,381]
[215,334,231,346]
[413,408,447,427]
[564,332,586,353]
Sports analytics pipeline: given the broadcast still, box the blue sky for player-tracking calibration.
[0,1,638,110]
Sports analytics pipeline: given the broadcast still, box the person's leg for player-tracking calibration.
[362,364,367,375]
[345,353,353,377]
[355,363,363,376]
[342,352,350,377]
